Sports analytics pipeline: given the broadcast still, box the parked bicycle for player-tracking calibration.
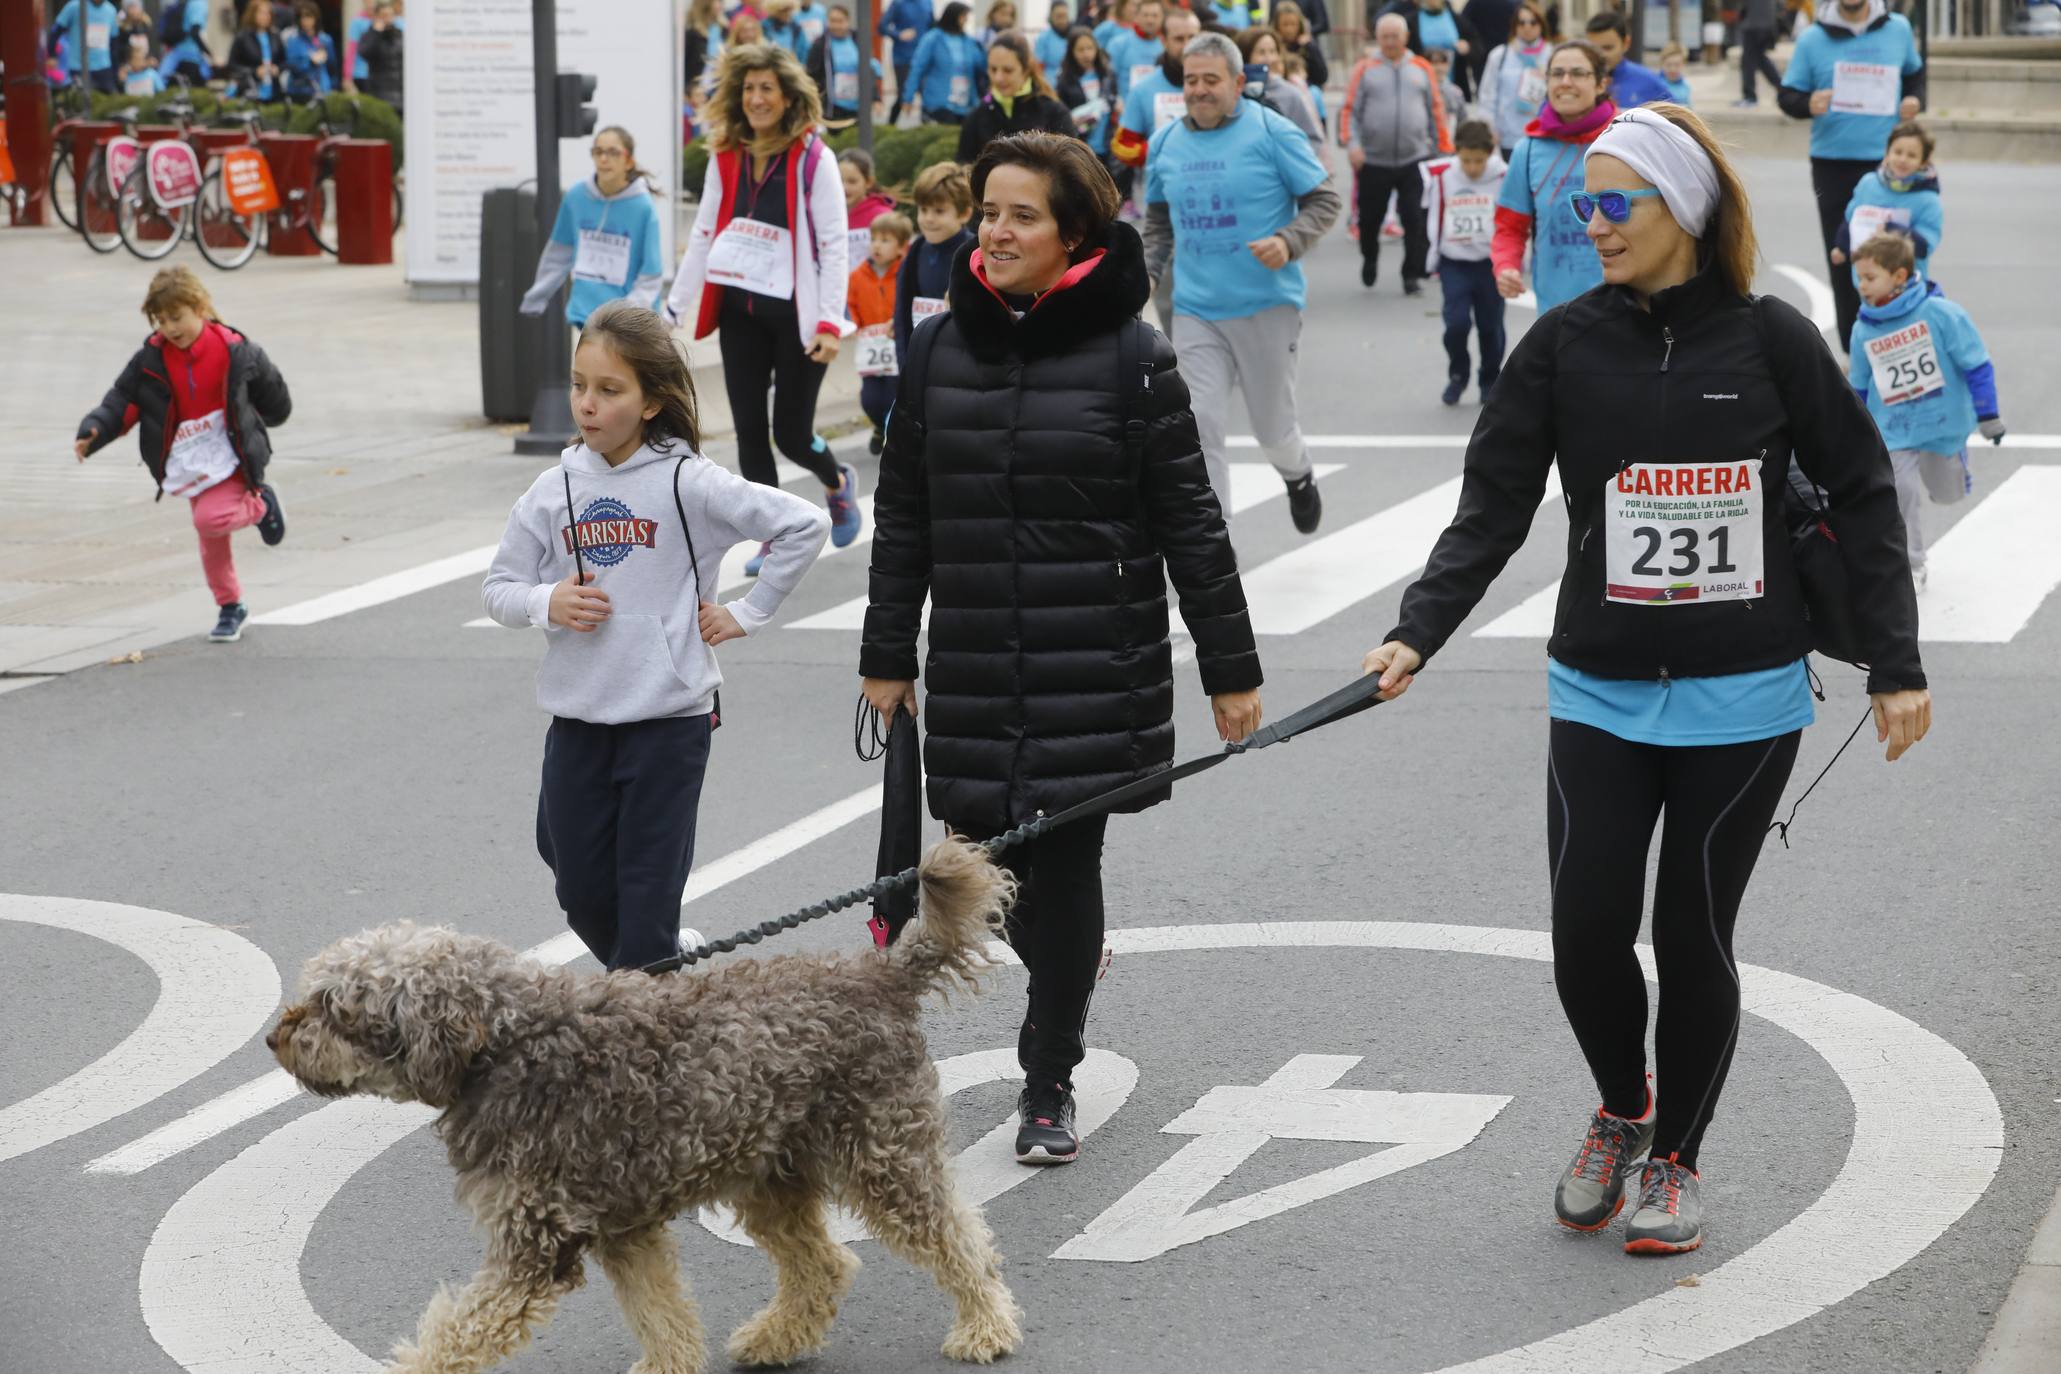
[306,95,402,253]
[44,79,93,230]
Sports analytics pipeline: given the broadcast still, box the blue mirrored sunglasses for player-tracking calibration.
[1568,188,1663,224]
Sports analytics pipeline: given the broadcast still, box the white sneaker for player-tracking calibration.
[1913,564,1929,593]
[678,927,706,958]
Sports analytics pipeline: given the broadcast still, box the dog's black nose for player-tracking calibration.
[265,1025,280,1051]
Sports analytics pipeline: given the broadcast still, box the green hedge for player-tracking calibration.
[683,122,962,197]
[83,90,404,169]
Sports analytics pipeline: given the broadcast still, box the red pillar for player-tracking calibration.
[1,0,54,226]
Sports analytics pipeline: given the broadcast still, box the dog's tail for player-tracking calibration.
[891,836,1015,996]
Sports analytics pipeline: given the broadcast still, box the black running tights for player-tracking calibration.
[718,291,842,490]
[959,814,1109,1093]
[1546,720,1800,1170]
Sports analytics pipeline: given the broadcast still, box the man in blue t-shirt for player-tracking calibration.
[51,0,121,93]
[1142,33,1342,540]
[1777,0,1924,351]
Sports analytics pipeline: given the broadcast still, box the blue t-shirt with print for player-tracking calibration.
[53,1,119,72]
[1035,27,1067,77]
[1108,30,1165,97]
[549,182,666,327]
[1498,134,1602,312]
[1146,100,1330,320]
[1781,15,1922,161]
[1549,659,1815,747]
[1842,170,1943,269]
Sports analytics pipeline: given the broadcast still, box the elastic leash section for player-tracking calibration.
[1767,705,1872,849]
[642,674,1392,974]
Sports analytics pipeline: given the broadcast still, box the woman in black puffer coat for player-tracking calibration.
[861,133,1261,1166]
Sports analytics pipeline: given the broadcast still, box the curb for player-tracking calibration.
[1970,1178,2061,1372]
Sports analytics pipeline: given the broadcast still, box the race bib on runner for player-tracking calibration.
[1153,89,1186,131]
[847,225,872,266]
[1517,65,1547,108]
[1080,75,1101,101]
[911,295,947,321]
[1847,202,1909,248]
[854,323,899,377]
[1604,460,1765,605]
[949,73,972,108]
[706,218,795,299]
[573,227,632,283]
[1865,320,1946,406]
[163,409,239,499]
[833,69,860,107]
[800,16,825,42]
[1443,189,1493,247]
[87,21,109,50]
[1831,60,1899,116]
[1130,62,1158,91]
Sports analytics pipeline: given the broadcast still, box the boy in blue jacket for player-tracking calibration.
[1831,119,1943,279]
[1848,233,2004,591]
[894,162,975,360]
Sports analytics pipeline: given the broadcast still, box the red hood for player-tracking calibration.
[968,247,1108,311]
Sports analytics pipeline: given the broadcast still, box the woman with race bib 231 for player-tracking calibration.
[1364,106,1931,1256]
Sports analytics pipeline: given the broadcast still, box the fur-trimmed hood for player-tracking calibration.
[944,219,1151,363]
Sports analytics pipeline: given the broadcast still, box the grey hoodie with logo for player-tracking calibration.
[483,441,830,724]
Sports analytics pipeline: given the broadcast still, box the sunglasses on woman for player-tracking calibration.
[1569,188,1662,224]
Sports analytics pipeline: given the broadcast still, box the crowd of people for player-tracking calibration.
[42,0,404,108]
[67,0,1999,1271]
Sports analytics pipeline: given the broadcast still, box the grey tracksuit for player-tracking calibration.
[1347,54,1443,166]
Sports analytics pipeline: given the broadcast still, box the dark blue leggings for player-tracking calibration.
[1439,257,1506,388]
[860,375,898,430]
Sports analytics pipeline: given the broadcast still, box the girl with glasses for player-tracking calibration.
[521,126,666,332]
[1479,2,1551,158]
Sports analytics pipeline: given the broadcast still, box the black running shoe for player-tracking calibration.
[1359,259,1377,288]
[1403,278,1423,297]
[1441,376,1466,406]
[1015,1081,1079,1165]
[1285,472,1323,534]
[208,602,248,643]
[256,483,286,545]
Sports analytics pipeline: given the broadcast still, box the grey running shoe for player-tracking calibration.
[1554,1106,1656,1231]
[1624,1157,1703,1255]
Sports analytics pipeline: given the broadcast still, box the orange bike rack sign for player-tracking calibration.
[0,124,16,187]
[221,147,280,216]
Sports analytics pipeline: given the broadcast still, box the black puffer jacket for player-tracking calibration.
[1386,265,1925,695]
[860,223,1261,832]
[77,322,291,500]
[955,92,1078,165]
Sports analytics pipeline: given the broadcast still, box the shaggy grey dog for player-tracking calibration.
[266,837,1024,1374]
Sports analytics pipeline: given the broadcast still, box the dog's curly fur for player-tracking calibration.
[267,837,1024,1374]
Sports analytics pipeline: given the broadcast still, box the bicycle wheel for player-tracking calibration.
[391,171,403,231]
[306,156,338,255]
[194,165,262,270]
[78,149,122,254]
[49,142,79,229]
[117,164,187,262]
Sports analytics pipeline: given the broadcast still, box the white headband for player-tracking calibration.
[1584,108,1719,238]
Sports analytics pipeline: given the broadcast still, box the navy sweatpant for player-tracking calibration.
[1439,257,1506,389]
[536,714,712,970]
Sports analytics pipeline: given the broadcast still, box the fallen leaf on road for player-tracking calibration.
[107,651,146,665]
[329,467,350,476]
[1675,1275,1702,1288]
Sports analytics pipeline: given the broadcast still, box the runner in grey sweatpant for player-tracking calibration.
[1142,33,1343,537]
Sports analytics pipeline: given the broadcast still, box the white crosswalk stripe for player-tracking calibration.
[785,463,1346,634]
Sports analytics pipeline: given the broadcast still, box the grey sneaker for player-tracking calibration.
[1554,1105,1656,1231]
[1624,1157,1703,1255]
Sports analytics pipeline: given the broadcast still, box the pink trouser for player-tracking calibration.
[191,474,266,606]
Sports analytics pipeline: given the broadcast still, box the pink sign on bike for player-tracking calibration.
[105,136,143,195]
[146,142,202,210]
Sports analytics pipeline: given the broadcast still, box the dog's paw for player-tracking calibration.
[725,1311,829,1368]
[941,1302,1022,1364]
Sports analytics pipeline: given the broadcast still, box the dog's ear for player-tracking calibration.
[395,1004,489,1108]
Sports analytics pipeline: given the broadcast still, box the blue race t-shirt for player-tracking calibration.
[549,181,666,327]
[1548,658,1815,747]
[1848,275,1992,457]
[1146,99,1330,320]
[1417,8,1461,52]
[53,1,119,72]
[1119,65,1186,143]
[1843,169,1943,270]
[1781,14,1922,160]
[1035,27,1067,77]
[1108,30,1165,97]
[1498,134,1602,311]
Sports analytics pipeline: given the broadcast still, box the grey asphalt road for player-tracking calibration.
[1,156,2055,1374]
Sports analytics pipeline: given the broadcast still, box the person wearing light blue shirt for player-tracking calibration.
[906,5,987,122]
[1034,3,1073,76]
[1142,33,1340,535]
[1778,0,1924,350]
[878,0,935,119]
[520,134,667,330]
[1209,0,1252,29]
[51,1,120,91]
[1108,0,1166,98]
[1846,242,2004,585]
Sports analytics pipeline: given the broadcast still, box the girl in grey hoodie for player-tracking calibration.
[483,302,830,970]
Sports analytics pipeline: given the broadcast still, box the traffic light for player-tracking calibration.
[555,72,598,138]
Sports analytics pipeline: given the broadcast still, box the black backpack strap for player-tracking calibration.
[673,455,721,729]
[896,312,945,440]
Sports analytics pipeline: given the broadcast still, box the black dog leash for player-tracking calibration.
[642,672,1391,973]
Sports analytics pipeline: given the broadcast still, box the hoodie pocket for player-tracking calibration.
[535,613,701,723]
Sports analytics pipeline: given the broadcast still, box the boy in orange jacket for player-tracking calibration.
[848,211,913,454]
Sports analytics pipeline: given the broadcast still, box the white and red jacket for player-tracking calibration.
[1421,150,1506,272]
[665,135,850,349]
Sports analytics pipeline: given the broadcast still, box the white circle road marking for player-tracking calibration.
[138,922,2001,1374]
[0,894,281,1167]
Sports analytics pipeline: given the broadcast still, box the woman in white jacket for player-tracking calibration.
[665,42,863,569]
[1478,2,1552,157]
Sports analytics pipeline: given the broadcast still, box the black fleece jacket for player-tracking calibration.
[1385,266,1925,696]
